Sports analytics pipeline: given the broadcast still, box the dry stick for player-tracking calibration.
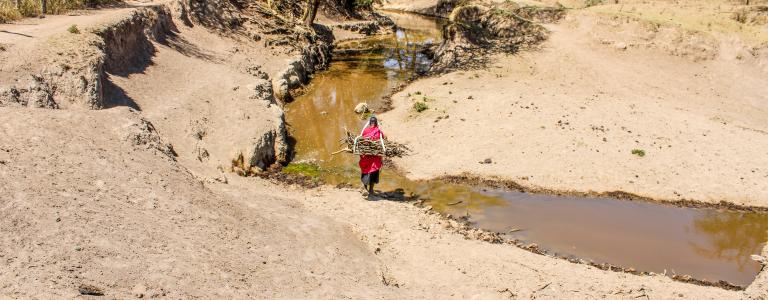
[447,201,463,206]
[337,130,411,157]
[331,148,352,155]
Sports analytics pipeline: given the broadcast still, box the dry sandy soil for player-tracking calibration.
[2,0,768,298]
[383,5,768,208]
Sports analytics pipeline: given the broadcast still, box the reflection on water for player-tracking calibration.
[285,11,768,287]
[692,211,768,272]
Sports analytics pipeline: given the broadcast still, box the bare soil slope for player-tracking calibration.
[0,107,401,298]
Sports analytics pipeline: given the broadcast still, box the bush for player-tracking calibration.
[0,0,115,21]
[584,0,603,8]
[631,149,646,157]
[354,0,374,8]
[67,24,79,33]
[413,101,429,113]
[0,1,22,23]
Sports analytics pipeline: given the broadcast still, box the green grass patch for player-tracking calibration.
[413,101,429,113]
[631,149,646,157]
[67,24,79,34]
[354,0,374,8]
[283,162,321,178]
[584,0,603,8]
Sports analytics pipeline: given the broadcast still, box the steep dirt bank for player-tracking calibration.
[0,5,157,109]
[382,9,768,208]
[0,0,336,175]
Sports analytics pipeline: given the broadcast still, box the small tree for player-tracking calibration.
[303,0,320,27]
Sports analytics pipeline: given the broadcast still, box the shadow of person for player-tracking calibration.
[367,188,419,202]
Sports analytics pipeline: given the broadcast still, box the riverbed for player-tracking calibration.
[285,11,768,287]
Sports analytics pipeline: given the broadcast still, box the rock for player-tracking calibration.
[354,102,369,114]
[479,158,492,164]
[0,86,22,107]
[615,42,628,50]
[21,75,57,108]
[751,254,767,264]
[123,118,177,160]
[78,284,104,296]
[524,243,539,250]
[287,74,301,89]
[272,78,290,102]
[247,79,275,102]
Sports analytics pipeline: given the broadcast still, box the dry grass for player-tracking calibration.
[0,0,115,23]
[513,0,768,43]
[586,1,768,44]
[0,1,22,22]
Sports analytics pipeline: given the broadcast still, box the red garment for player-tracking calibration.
[359,126,384,174]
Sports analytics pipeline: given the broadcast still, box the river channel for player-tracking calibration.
[284,11,768,287]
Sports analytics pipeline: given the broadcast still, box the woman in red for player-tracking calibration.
[358,116,384,197]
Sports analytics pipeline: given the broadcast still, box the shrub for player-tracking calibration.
[354,0,374,8]
[67,24,79,33]
[584,0,603,8]
[0,1,22,23]
[413,101,429,112]
[631,149,646,157]
[0,0,116,21]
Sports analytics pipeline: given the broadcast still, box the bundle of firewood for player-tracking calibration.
[333,131,410,157]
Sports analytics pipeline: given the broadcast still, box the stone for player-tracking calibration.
[354,102,369,114]
[78,284,104,296]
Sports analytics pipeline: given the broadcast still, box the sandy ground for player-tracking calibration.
[383,10,768,208]
[1,1,767,298]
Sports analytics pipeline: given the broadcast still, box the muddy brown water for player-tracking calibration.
[285,11,768,287]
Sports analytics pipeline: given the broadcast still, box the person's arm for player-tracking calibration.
[379,132,386,155]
